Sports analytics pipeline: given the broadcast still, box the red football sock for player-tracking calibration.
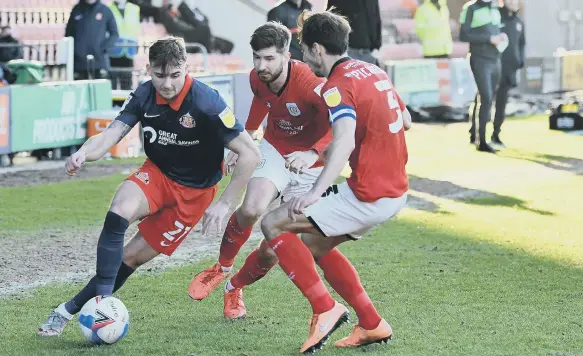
[218,212,254,267]
[230,241,278,289]
[268,233,335,314]
[317,248,382,330]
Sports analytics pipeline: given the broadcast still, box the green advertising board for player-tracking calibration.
[10,80,111,152]
[388,59,441,108]
[390,59,440,93]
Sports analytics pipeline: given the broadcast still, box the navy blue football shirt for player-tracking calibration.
[115,75,244,188]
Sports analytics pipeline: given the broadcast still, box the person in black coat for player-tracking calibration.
[65,0,119,80]
[326,0,382,65]
[0,26,23,64]
[267,0,312,61]
[492,0,525,147]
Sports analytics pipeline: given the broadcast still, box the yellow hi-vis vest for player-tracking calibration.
[109,2,140,59]
[414,0,453,57]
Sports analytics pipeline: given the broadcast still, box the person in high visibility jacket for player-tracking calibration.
[108,0,140,90]
[414,0,453,58]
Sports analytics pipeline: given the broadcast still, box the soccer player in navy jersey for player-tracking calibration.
[37,37,260,337]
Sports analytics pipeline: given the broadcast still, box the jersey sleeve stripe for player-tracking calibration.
[330,107,357,123]
[329,104,354,114]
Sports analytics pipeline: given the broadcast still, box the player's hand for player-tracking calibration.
[284,150,319,174]
[202,199,230,236]
[224,150,239,175]
[288,191,320,220]
[490,34,502,46]
[65,151,86,176]
[499,33,508,43]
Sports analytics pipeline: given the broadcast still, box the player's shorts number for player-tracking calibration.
[161,220,191,247]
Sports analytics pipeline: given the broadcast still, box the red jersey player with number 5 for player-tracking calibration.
[258,10,412,353]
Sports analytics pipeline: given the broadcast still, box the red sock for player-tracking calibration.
[218,212,253,267]
[230,241,278,289]
[317,248,381,330]
[268,233,335,314]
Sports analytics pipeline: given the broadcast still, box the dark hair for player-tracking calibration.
[148,36,188,71]
[250,22,291,53]
[298,10,351,55]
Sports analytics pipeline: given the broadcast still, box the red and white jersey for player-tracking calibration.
[245,60,332,163]
[322,58,408,202]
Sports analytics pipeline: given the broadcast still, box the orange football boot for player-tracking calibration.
[188,263,230,300]
[223,288,247,320]
[300,301,349,354]
[334,318,392,348]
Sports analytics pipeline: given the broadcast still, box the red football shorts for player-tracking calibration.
[126,159,218,256]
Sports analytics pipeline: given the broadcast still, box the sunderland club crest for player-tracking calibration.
[179,113,195,128]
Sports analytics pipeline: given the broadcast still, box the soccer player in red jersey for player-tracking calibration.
[188,22,332,319]
[258,11,413,353]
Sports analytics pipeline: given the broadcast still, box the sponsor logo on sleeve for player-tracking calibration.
[218,107,236,128]
[323,87,342,107]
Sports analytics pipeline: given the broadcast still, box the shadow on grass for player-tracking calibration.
[408,175,554,216]
[500,151,583,176]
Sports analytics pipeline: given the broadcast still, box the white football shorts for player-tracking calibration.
[304,182,407,239]
[252,139,323,202]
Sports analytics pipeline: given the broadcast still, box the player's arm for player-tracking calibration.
[220,132,261,205]
[82,93,140,161]
[201,94,260,235]
[78,121,132,161]
[65,93,141,176]
[309,117,355,197]
[244,93,269,137]
[397,92,412,131]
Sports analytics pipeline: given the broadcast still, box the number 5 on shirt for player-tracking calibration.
[375,80,404,134]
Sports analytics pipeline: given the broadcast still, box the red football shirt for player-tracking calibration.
[245,60,332,163]
[322,58,408,202]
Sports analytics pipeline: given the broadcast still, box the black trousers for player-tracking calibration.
[469,56,501,143]
[493,73,516,137]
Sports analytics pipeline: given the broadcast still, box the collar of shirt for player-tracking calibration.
[329,56,352,77]
[156,74,194,111]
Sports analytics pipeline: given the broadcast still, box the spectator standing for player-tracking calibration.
[460,0,506,153]
[414,0,453,58]
[108,0,140,90]
[326,0,382,65]
[66,0,119,80]
[491,0,524,148]
[0,26,23,64]
[267,0,313,61]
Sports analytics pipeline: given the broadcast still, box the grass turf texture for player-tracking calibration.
[1,116,582,355]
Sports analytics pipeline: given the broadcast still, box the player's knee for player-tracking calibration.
[239,200,267,225]
[260,212,280,240]
[108,204,134,223]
